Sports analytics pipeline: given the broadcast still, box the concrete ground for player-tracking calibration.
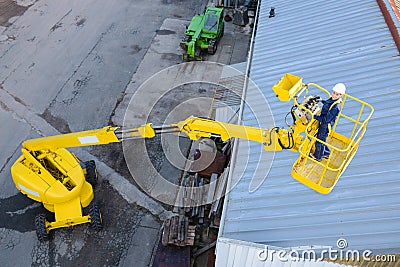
[0,0,251,266]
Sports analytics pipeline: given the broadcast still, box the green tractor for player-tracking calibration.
[180,6,224,60]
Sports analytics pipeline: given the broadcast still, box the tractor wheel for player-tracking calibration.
[84,160,98,187]
[208,39,217,55]
[195,46,202,60]
[88,201,103,231]
[35,214,50,242]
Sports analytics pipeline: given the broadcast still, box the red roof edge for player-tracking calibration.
[377,0,400,54]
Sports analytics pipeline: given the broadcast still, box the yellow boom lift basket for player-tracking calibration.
[273,74,374,194]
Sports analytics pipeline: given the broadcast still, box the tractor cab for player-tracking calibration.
[180,6,224,60]
[273,74,374,194]
[204,9,220,32]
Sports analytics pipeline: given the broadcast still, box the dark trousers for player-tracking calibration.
[314,125,330,160]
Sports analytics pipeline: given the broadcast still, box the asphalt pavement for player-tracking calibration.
[0,0,251,266]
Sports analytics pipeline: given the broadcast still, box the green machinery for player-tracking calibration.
[180,6,224,60]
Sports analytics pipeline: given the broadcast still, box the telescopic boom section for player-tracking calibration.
[22,124,157,152]
[22,116,274,153]
[173,116,268,143]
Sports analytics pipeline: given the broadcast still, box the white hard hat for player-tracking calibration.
[332,83,346,95]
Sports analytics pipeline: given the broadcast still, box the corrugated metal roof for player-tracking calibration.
[218,0,400,256]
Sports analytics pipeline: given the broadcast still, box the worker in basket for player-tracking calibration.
[310,83,346,161]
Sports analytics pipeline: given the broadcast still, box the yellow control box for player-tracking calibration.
[272,73,303,101]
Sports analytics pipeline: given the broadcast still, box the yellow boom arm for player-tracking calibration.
[25,73,328,154]
[172,116,293,151]
[22,117,296,154]
[22,124,156,152]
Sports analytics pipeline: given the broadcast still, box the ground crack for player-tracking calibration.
[48,23,115,109]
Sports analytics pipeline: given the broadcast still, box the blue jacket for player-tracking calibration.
[314,98,339,134]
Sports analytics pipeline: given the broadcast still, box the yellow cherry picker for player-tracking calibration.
[10,74,373,240]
